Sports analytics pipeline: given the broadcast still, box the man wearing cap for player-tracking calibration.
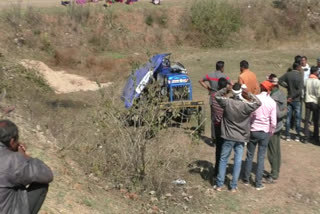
[279,62,304,142]
[199,61,231,145]
[238,60,260,95]
[304,66,320,143]
[214,83,261,192]
[265,74,287,183]
[242,81,277,190]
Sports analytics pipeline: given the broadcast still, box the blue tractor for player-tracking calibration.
[122,53,205,134]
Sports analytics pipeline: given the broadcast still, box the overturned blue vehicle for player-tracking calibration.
[122,53,205,134]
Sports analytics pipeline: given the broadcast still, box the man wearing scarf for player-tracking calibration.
[214,83,261,192]
[304,66,320,143]
[242,81,277,190]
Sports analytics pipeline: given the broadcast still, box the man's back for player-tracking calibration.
[239,69,260,95]
[305,76,320,104]
[279,70,303,102]
[205,71,229,92]
[251,92,277,134]
[215,88,261,143]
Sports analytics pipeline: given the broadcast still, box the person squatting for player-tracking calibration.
[199,57,320,192]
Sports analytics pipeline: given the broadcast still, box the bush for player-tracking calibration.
[145,14,154,26]
[67,80,194,193]
[188,0,241,47]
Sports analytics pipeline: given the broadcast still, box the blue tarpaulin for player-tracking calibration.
[122,53,170,108]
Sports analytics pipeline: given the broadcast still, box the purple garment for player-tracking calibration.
[76,0,87,4]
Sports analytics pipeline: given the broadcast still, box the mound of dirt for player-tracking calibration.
[20,60,112,94]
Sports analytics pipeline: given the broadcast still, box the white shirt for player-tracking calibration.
[305,75,320,104]
[302,64,310,84]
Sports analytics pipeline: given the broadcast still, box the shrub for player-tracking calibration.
[66,79,195,193]
[145,14,154,26]
[188,0,241,47]
[66,3,91,24]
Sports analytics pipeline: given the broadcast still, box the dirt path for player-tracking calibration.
[21,60,112,94]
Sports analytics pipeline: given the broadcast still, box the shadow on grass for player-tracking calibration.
[188,158,271,187]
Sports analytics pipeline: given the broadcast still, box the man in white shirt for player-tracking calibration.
[302,56,310,84]
[304,66,320,143]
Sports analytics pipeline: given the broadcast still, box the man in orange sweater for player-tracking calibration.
[238,60,260,95]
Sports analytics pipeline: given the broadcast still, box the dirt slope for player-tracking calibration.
[2,110,133,214]
[21,60,112,94]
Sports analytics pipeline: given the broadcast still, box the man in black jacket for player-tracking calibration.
[0,120,53,214]
[279,62,304,142]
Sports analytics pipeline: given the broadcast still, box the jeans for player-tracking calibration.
[216,140,244,189]
[286,101,301,137]
[243,131,269,187]
[304,102,319,141]
[27,183,49,214]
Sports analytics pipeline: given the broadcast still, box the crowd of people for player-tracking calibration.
[199,56,320,192]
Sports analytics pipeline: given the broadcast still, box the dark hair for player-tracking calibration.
[292,62,301,70]
[218,77,228,90]
[216,61,224,71]
[232,82,241,91]
[310,66,318,74]
[302,56,307,60]
[0,120,19,147]
[294,55,302,65]
[269,73,277,79]
[240,60,249,69]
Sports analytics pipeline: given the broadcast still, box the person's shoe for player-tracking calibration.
[263,176,276,184]
[286,136,291,142]
[213,185,223,192]
[242,179,249,186]
[230,188,237,193]
[256,185,265,190]
[295,136,300,142]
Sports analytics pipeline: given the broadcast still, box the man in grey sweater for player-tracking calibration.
[214,83,261,192]
[0,120,53,214]
[278,62,304,141]
[265,74,287,183]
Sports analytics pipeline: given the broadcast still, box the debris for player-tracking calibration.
[172,179,186,185]
[181,192,188,197]
[120,188,128,193]
[182,205,188,211]
[152,205,159,212]
[88,173,99,182]
[103,184,114,191]
[149,190,156,195]
[115,183,124,189]
[165,193,172,198]
[150,197,158,203]
[127,193,138,200]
